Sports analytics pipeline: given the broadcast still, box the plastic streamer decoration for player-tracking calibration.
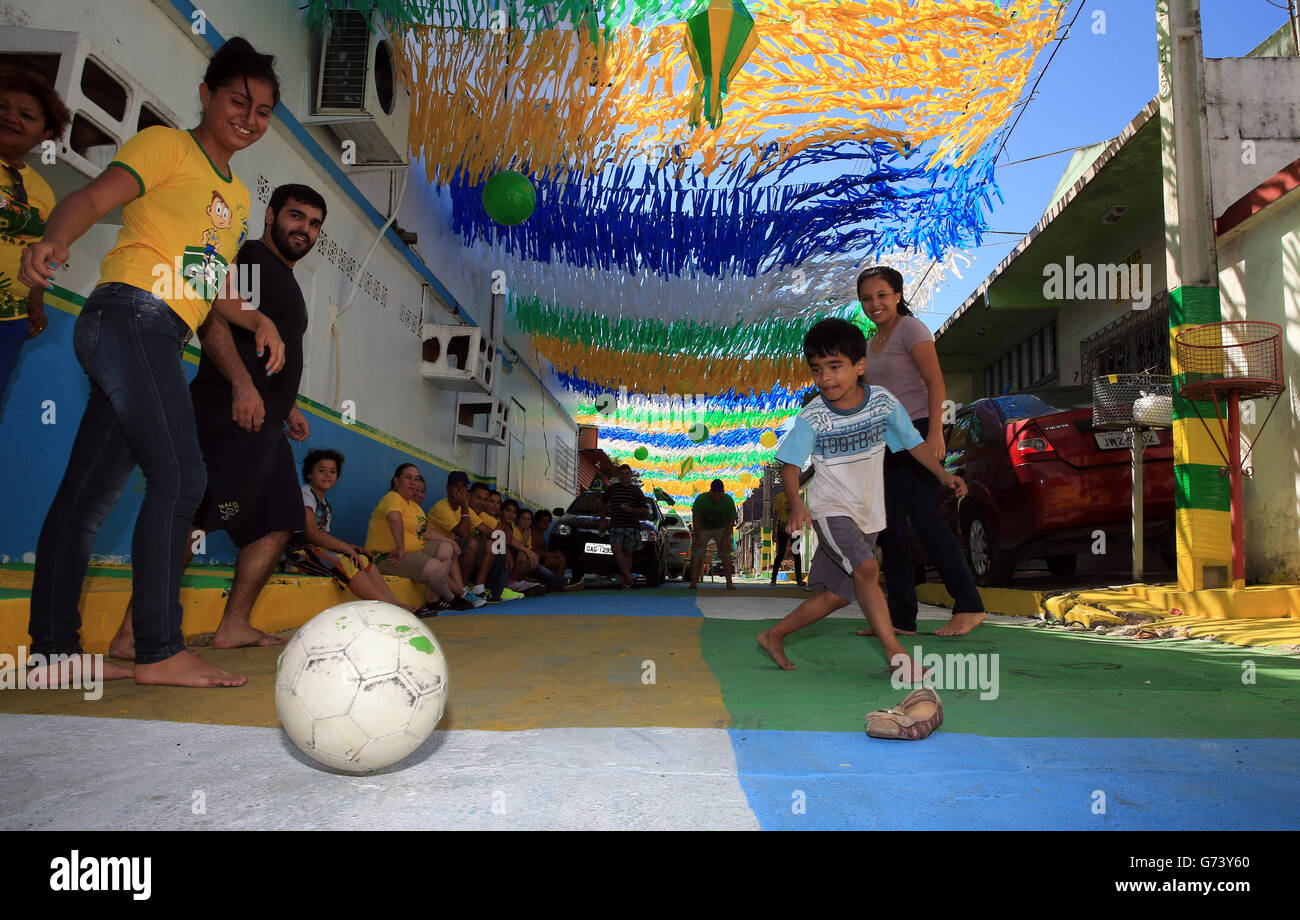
[299,0,1064,501]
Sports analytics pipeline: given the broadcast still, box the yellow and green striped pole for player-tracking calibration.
[1159,0,1232,590]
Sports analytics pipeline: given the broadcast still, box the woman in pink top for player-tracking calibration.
[859,266,985,637]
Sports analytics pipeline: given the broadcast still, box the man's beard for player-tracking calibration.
[272,221,312,260]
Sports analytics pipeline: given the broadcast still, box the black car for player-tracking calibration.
[549,489,669,586]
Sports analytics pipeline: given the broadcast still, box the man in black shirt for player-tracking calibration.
[110,185,327,658]
[601,463,648,589]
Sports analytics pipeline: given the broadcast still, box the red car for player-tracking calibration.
[936,387,1174,585]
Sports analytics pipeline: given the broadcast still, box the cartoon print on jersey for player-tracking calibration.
[181,189,234,302]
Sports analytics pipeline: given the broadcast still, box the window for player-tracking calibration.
[945,414,973,455]
[80,56,128,121]
[137,103,174,132]
[1079,293,1170,381]
[984,319,1058,397]
[68,113,117,169]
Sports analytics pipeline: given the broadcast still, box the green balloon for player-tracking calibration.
[634,447,649,461]
[482,171,536,226]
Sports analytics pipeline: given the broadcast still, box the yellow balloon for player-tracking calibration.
[760,430,778,449]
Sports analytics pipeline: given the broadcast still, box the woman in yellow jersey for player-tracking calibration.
[366,463,479,612]
[0,65,70,407]
[18,38,286,689]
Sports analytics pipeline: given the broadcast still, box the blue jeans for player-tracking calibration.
[0,316,27,408]
[29,283,206,665]
[878,415,984,631]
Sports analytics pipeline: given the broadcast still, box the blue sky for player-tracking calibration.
[920,0,1293,329]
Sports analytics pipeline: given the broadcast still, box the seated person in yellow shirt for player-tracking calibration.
[424,470,490,605]
[285,448,427,615]
[0,64,69,407]
[366,463,480,612]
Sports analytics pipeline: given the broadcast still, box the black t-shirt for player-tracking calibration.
[191,239,307,422]
[603,483,647,527]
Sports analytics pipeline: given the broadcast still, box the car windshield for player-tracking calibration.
[566,489,655,518]
[993,387,1092,423]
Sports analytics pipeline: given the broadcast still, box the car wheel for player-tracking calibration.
[1045,554,1077,577]
[966,513,1013,586]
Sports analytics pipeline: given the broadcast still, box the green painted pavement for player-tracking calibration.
[699,619,1300,737]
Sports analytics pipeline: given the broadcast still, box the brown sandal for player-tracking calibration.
[865,687,944,740]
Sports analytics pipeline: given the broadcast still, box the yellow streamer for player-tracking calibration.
[397,1,1063,184]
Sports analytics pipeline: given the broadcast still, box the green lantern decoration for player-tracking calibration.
[482,171,536,225]
[683,0,759,129]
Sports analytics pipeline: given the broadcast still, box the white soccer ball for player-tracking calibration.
[275,601,448,773]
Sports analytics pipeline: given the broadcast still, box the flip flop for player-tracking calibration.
[865,687,943,740]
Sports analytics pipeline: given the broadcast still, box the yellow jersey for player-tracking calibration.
[0,161,55,321]
[366,491,427,554]
[99,127,250,333]
[426,497,480,537]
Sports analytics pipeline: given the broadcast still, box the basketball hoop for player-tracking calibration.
[1174,321,1285,587]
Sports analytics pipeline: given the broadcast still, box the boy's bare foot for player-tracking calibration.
[25,655,133,687]
[757,629,795,670]
[134,650,246,687]
[108,634,135,661]
[211,623,288,650]
[856,627,917,637]
[890,656,934,686]
[935,612,986,636]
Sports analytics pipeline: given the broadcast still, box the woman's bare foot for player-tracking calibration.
[25,655,133,687]
[133,650,246,687]
[935,612,986,636]
[856,627,917,637]
[108,634,135,661]
[211,622,288,650]
[757,629,795,670]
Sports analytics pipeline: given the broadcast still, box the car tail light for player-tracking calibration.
[1009,420,1058,464]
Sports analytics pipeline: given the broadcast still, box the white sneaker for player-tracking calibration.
[512,580,541,591]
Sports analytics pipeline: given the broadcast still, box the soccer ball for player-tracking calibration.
[275,601,448,773]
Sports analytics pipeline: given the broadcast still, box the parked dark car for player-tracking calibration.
[549,489,669,586]
[933,387,1175,585]
[661,514,692,579]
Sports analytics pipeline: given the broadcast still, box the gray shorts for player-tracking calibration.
[808,516,879,601]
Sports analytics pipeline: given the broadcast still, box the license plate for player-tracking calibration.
[584,542,612,555]
[1095,430,1160,450]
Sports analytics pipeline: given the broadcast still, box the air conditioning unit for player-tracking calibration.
[420,323,499,393]
[313,9,411,165]
[0,29,181,213]
[455,395,511,447]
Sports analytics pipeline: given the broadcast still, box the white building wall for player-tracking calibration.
[1216,190,1300,585]
[10,0,577,513]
